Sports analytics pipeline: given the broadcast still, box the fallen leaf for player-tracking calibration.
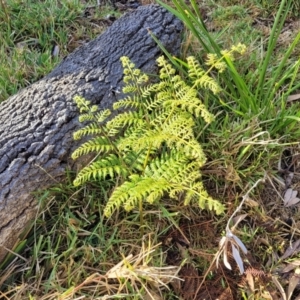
[284,188,300,207]
[232,244,244,274]
[232,234,247,254]
[245,198,259,207]
[272,276,287,300]
[246,272,254,292]
[281,260,300,273]
[287,273,300,300]
[286,197,300,207]
[281,240,300,260]
[287,93,300,102]
[232,214,248,227]
[223,249,232,270]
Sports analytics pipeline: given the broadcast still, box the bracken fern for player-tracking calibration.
[72,55,225,217]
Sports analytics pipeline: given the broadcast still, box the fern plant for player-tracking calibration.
[72,55,226,217]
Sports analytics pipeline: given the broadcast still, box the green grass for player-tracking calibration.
[0,0,116,102]
[159,0,300,176]
[1,0,300,299]
[0,182,180,299]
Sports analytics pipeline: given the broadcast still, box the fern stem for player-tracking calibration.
[103,130,132,173]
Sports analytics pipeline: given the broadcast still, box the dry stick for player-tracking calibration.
[192,174,266,300]
[226,174,266,232]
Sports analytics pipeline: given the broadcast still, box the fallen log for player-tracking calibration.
[0,4,183,262]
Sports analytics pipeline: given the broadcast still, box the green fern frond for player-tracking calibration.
[78,113,96,123]
[170,80,196,98]
[205,53,227,73]
[115,118,149,145]
[73,123,104,140]
[195,183,224,214]
[105,175,171,216]
[155,81,170,92]
[174,82,197,100]
[164,99,214,123]
[103,174,140,216]
[73,95,93,113]
[182,182,225,214]
[77,108,111,123]
[71,136,114,159]
[117,113,205,160]
[162,113,194,138]
[73,153,129,186]
[187,56,206,80]
[144,153,204,197]
[94,109,111,123]
[122,84,139,94]
[140,84,167,111]
[182,140,207,163]
[199,106,216,124]
[205,197,225,215]
[154,114,206,161]
[127,129,169,151]
[122,149,147,172]
[144,150,188,178]
[116,125,147,152]
[72,55,225,217]
[104,153,222,216]
[140,83,160,99]
[143,96,165,112]
[183,182,200,205]
[114,147,154,173]
[147,108,174,126]
[106,111,146,136]
[120,56,149,87]
[155,90,176,104]
[125,176,170,207]
[169,161,202,185]
[194,74,221,95]
[187,56,221,94]
[112,96,142,110]
[156,56,176,79]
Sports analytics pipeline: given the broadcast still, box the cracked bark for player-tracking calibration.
[0,4,183,262]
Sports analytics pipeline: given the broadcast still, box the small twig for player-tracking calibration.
[192,253,219,300]
[226,174,266,232]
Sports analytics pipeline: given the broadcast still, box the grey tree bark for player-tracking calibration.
[0,4,183,262]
